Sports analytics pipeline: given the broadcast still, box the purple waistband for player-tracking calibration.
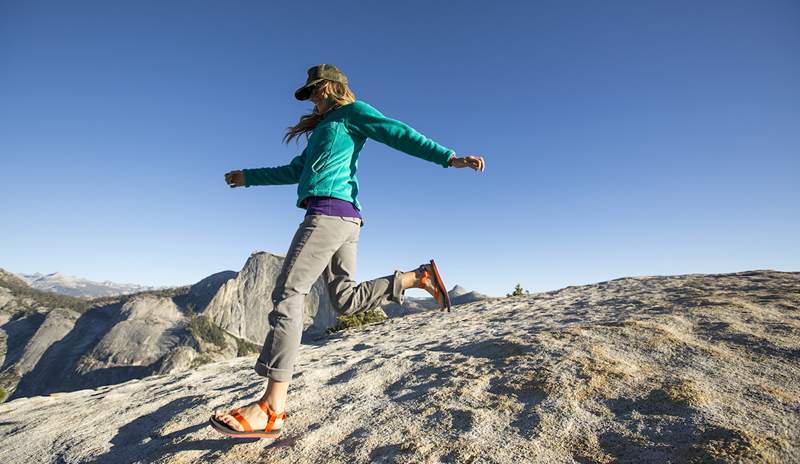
[302,196,362,219]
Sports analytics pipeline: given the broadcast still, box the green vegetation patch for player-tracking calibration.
[187,315,227,348]
[189,353,216,369]
[236,337,261,356]
[326,309,387,334]
[187,315,260,357]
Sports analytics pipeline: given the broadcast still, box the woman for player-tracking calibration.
[210,64,485,439]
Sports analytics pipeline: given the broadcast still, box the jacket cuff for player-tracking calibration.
[241,169,252,187]
[444,151,456,168]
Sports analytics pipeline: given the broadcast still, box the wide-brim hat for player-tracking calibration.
[294,64,349,101]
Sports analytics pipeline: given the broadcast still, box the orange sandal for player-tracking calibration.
[209,401,287,439]
[419,259,452,312]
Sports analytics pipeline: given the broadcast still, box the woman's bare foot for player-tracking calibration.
[213,401,285,432]
[401,264,442,301]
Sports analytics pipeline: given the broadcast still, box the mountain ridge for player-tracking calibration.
[16,271,162,298]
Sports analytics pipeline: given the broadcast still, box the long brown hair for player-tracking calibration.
[283,80,357,145]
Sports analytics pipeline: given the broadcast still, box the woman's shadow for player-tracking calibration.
[85,395,294,463]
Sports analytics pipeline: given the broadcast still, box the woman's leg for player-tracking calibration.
[213,215,354,432]
[325,240,406,315]
[324,218,441,315]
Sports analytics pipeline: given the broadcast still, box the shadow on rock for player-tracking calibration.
[600,388,757,463]
[428,338,533,369]
[11,303,124,399]
[369,443,406,462]
[487,375,545,437]
[83,395,255,464]
[384,364,451,403]
[1,312,46,372]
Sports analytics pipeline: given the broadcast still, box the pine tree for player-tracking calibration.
[507,283,526,297]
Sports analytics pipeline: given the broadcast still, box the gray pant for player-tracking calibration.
[255,214,406,382]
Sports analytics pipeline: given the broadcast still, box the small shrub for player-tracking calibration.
[0,387,6,403]
[326,309,386,334]
[506,283,527,297]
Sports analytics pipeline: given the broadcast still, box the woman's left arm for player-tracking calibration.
[348,101,456,168]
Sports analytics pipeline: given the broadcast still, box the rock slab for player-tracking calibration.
[0,270,797,463]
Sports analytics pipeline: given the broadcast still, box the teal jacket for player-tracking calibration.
[242,100,455,211]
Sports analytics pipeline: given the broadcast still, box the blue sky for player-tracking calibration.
[1,0,798,298]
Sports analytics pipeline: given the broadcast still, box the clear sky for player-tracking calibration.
[1,0,798,298]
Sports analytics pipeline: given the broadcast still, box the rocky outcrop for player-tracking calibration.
[0,270,797,463]
[11,308,80,375]
[202,252,339,344]
[186,270,237,313]
[0,312,46,372]
[77,295,184,374]
[0,288,14,325]
[0,269,30,290]
[8,302,125,399]
[157,346,198,375]
[0,308,79,398]
[0,269,37,317]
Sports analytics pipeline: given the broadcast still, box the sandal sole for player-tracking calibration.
[429,259,452,312]
[209,415,283,439]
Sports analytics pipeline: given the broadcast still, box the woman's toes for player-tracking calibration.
[220,413,241,431]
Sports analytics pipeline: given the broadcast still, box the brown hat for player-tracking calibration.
[294,64,349,101]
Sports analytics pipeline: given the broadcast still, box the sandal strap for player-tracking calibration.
[420,269,431,284]
[420,270,442,302]
[230,408,253,433]
[257,401,287,432]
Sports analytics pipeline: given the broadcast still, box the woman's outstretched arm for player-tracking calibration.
[225,149,306,188]
[348,101,484,172]
[347,101,457,168]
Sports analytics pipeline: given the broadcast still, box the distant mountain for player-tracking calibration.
[0,269,91,322]
[382,284,491,317]
[16,272,158,298]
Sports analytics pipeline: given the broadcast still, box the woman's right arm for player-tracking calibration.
[230,149,306,188]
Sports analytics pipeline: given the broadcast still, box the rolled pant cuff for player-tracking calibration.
[392,269,405,305]
[254,358,293,382]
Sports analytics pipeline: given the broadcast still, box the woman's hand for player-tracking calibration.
[225,170,245,188]
[448,154,485,172]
